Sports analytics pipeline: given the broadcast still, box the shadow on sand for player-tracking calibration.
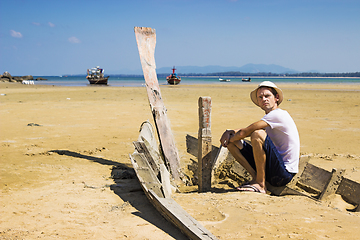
[49,149,187,239]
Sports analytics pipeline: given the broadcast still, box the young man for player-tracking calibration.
[220,81,300,193]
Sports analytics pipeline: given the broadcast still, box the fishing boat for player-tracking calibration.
[86,66,109,85]
[166,66,181,85]
[219,78,230,82]
[242,77,251,82]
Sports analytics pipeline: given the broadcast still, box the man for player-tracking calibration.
[220,81,300,194]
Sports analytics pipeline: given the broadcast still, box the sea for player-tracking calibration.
[32,76,360,87]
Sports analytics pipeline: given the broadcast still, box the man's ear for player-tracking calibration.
[275,94,280,104]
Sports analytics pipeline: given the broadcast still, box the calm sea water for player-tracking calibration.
[33,76,360,87]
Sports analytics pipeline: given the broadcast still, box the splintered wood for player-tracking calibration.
[198,97,212,192]
[134,27,183,183]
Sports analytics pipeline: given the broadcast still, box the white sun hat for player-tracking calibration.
[250,81,283,107]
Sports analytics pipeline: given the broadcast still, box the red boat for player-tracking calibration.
[166,66,181,85]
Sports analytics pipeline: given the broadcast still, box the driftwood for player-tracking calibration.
[130,121,219,240]
[134,27,183,184]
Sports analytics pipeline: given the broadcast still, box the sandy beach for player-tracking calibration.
[1,82,360,239]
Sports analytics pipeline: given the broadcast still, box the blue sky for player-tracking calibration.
[1,0,359,76]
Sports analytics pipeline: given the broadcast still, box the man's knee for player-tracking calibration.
[251,129,266,144]
[227,140,243,151]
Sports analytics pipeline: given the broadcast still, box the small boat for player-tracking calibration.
[86,66,109,85]
[219,78,230,82]
[242,77,251,82]
[166,66,181,85]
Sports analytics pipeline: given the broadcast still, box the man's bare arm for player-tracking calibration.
[229,120,269,142]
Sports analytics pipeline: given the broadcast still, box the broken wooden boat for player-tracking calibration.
[130,121,218,240]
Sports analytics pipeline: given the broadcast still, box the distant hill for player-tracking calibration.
[157,66,239,74]
[157,64,299,74]
[237,64,299,74]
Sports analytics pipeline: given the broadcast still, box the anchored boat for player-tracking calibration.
[166,66,181,85]
[86,66,109,85]
[219,78,230,82]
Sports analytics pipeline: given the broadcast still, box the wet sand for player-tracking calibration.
[1,82,360,239]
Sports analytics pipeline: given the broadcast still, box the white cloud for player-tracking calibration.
[32,22,41,26]
[48,22,55,27]
[10,30,23,38]
[68,36,81,44]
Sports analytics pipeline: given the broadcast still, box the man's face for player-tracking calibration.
[256,87,279,113]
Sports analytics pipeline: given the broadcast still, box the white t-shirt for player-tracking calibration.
[261,108,300,173]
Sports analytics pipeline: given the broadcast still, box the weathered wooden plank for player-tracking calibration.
[133,141,160,176]
[148,190,219,240]
[198,97,212,192]
[286,156,311,188]
[186,134,219,159]
[186,134,198,157]
[134,26,183,183]
[298,163,332,192]
[267,185,316,199]
[160,164,172,198]
[212,146,230,172]
[138,120,159,153]
[137,120,164,167]
[318,168,346,200]
[129,153,164,198]
[336,178,360,208]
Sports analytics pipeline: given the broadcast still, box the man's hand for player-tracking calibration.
[220,129,235,147]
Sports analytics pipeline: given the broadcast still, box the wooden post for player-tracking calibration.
[198,97,212,192]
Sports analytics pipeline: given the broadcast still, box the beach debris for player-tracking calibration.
[111,166,136,179]
[130,120,219,239]
[22,80,34,85]
[27,123,42,127]
[134,26,185,184]
[82,181,111,189]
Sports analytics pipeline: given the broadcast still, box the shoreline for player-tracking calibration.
[2,80,360,89]
[182,75,360,79]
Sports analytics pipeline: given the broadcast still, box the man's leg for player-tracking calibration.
[248,129,267,193]
[227,141,257,181]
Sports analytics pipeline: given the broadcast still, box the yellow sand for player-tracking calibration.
[1,82,360,239]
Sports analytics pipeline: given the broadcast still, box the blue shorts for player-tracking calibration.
[240,136,295,187]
